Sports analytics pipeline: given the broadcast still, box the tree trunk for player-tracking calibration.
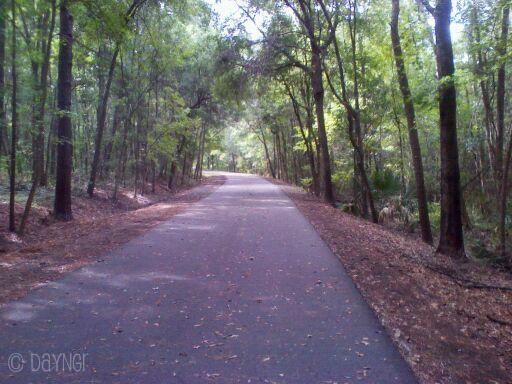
[113,119,129,201]
[0,2,6,157]
[88,47,119,196]
[259,126,275,178]
[54,1,74,221]
[391,0,433,244]
[275,129,283,180]
[8,0,17,232]
[353,118,378,222]
[102,104,121,178]
[500,136,512,262]
[195,123,206,180]
[181,150,188,185]
[168,136,185,190]
[321,4,377,221]
[45,93,57,183]
[495,5,509,185]
[292,102,317,191]
[280,127,289,181]
[87,0,146,195]
[30,60,40,180]
[498,4,510,260]
[151,160,156,193]
[470,6,498,184]
[310,47,334,203]
[433,0,464,258]
[304,101,319,195]
[19,0,56,234]
[133,108,142,196]
[36,0,56,187]
[287,83,318,193]
[231,153,237,173]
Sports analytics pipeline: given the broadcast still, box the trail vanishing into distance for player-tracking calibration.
[0,173,415,383]
[1,0,512,382]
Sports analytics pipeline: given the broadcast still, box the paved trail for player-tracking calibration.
[0,173,416,383]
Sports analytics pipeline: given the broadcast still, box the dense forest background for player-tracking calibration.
[0,0,511,265]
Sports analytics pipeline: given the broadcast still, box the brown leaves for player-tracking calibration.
[0,176,226,306]
[275,181,512,384]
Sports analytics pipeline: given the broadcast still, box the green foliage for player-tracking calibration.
[2,0,512,261]
[372,169,401,196]
[428,202,441,232]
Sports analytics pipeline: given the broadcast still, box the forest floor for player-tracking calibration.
[272,179,512,384]
[0,175,225,306]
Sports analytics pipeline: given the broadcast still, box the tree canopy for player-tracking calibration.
[1,0,511,264]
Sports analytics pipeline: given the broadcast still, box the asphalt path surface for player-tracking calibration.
[0,173,417,383]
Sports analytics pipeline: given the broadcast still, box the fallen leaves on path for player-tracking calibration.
[0,176,225,306]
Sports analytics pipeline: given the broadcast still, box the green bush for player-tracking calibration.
[372,169,400,196]
[428,202,441,231]
[300,177,312,190]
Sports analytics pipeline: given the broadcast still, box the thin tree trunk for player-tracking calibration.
[168,136,185,190]
[198,126,206,179]
[392,106,406,194]
[181,150,188,185]
[319,0,377,220]
[470,6,498,183]
[88,47,119,196]
[258,126,275,178]
[86,0,146,196]
[113,117,129,201]
[310,47,334,203]
[195,123,206,180]
[0,2,6,156]
[231,153,237,173]
[19,0,56,234]
[304,97,319,194]
[133,108,142,196]
[495,5,509,185]
[194,123,205,180]
[281,126,289,181]
[8,0,17,232]
[348,1,378,222]
[500,136,512,262]
[272,133,277,177]
[45,89,57,182]
[54,1,74,221]
[102,104,121,178]
[38,9,55,186]
[288,0,334,202]
[324,47,377,221]
[498,4,510,260]
[275,129,283,180]
[391,0,433,244]
[286,83,318,193]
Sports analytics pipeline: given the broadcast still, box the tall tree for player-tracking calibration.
[8,0,17,232]
[320,0,378,222]
[35,0,57,187]
[19,0,57,234]
[287,82,318,192]
[87,0,146,197]
[54,0,74,220]
[391,0,433,244]
[283,0,335,203]
[497,3,510,260]
[423,0,465,257]
[0,1,6,156]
